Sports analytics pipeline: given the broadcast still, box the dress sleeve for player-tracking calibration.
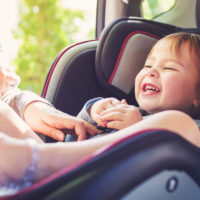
[77,97,103,124]
[0,87,52,119]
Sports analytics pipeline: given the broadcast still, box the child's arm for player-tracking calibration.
[0,101,43,143]
[1,88,99,141]
[23,101,100,141]
[0,110,200,184]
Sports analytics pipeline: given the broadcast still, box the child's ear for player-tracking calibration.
[193,95,200,107]
[193,98,200,107]
[193,97,200,118]
[193,98,197,106]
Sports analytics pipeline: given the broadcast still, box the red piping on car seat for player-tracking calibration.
[42,39,98,98]
[4,128,163,199]
[108,31,160,84]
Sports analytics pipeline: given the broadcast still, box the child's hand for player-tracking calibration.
[98,99,142,130]
[24,102,100,141]
[0,66,20,95]
[90,98,122,125]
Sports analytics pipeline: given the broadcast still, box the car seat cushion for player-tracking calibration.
[108,31,158,94]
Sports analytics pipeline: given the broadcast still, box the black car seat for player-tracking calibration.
[3,17,200,199]
[42,17,200,143]
[42,17,176,142]
[42,17,179,117]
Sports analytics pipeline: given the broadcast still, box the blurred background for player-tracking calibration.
[0,0,97,94]
[0,0,175,94]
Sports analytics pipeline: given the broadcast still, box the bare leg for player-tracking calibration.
[0,110,199,181]
[36,110,200,180]
[83,110,200,148]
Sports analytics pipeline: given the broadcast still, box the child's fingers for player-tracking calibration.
[100,112,124,122]
[93,98,121,116]
[100,106,126,116]
[83,121,101,135]
[106,120,122,130]
[0,66,20,86]
[109,98,121,106]
[6,72,20,86]
[38,124,65,141]
[91,112,102,124]
[74,122,87,141]
[121,99,128,104]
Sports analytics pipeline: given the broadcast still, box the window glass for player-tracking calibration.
[141,0,176,20]
[62,0,97,42]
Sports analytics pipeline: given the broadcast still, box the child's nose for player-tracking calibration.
[148,68,159,78]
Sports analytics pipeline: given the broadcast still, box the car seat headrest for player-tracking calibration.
[107,31,158,94]
[95,17,177,103]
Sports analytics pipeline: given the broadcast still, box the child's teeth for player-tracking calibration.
[145,85,159,92]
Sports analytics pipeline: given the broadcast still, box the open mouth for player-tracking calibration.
[142,83,160,95]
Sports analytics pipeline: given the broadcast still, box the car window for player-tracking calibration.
[62,0,97,41]
[0,0,97,94]
[141,0,176,20]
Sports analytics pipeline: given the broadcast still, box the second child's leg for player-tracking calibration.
[0,110,199,183]
[83,110,200,148]
[35,110,200,180]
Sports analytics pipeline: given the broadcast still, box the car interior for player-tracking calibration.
[2,0,200,199]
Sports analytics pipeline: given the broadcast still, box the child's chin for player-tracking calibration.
[140,105,157,114]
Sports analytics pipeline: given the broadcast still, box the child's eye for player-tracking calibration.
[163,67,177,71]
[143,65,152,69]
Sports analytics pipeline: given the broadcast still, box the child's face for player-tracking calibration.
[135,38,199,115]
